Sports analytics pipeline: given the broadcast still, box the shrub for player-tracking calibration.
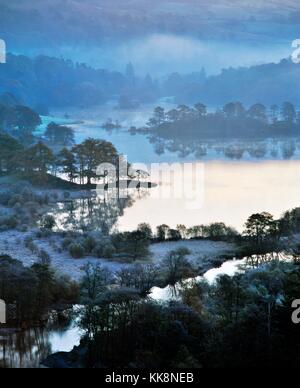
[36,229,52,238]
[0,215,18,230]
[38,249,51,265]
[102,243,116,259]
[0,191,13,206]
[83,236,97,254]
[21,187,34,202]
[41,215,56,231]
[18,224,28,232]
[24,237,38,253]
[62,237,74,250]
[93,244,104,258]
[112,231,151,259]
[8,194,23,207]
[69,243,85,259]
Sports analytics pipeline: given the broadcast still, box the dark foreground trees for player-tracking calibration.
[0,132,23,173]
[23,141,55,175]
[78,265,205,368]
[72,138,119,185]
[161,248,195,286]
[0,255,79,326]
[116,264,159,297]
[73,260,300,368]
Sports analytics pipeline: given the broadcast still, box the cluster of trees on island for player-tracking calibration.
[0,130,120,187]
[0,100,143,188]
[142,101,300,139]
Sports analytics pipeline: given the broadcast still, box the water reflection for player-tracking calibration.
[150,259,246,302]
[0,328,51,368]
[49,159,300,235]
[118,160,300,232]
[0,323,81,368]
[51,188,150,234]
[148,136,300,161]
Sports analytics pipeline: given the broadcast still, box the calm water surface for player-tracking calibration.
[48,105,300,233]
[0,322,82,368]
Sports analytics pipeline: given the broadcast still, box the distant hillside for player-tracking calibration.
[1,53,300,110]
[0,53,160,109]
[0,53,126,108]
[187,59,300,107]
[1,1,299,47]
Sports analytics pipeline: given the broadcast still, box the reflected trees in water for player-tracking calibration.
[52,187,151,235]
[148,135,298,161]
[0,328,52,368]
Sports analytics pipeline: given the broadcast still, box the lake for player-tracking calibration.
[45,104,300,233]
[116,159,300,232]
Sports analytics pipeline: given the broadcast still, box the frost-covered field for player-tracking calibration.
[0,230,123,281]
[0,230,236,281]
[150,239,236,265]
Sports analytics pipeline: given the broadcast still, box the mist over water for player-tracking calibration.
[27,34,292,76]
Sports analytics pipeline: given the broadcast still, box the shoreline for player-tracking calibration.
[0,228,237,281]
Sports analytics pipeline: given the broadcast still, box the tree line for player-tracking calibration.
[55,209,300,264]
[149,101,300,125]
[144,101,300,140]
[0,54,160,110]
[0,131,119,186]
